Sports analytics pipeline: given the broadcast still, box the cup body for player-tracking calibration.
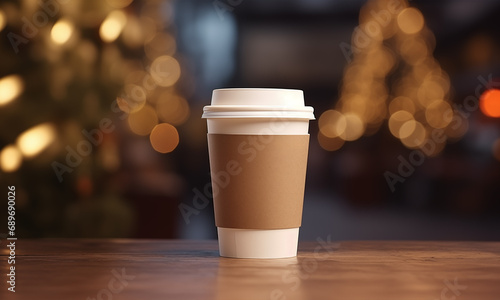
[202,88,314,259]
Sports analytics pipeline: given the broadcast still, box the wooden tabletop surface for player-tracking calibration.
[0,239,499,300]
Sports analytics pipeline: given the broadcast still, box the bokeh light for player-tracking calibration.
[118,84,147,113]
[145,33,176,60]
[480,89,500,118]
[0,145,22,173]
[321,0,456,155]
[121,15,144,48]
[317,132,345,151]
[397,8,424,34]
[51,19,74,45]
[16,123,57,158]
[400,121,426,148]
[318,109,346,138]
[0,75,24,106]
[400,37,428,65]
[150,55,181,87]
[389,110,414,138]
[156,93,190,125]
[425,100,452,128]
[417,80,446,107]
[389,96,416,115]
[127,105,158,136]
[342,113,365,141]
[106,0,133,9]
[399,120,418,139]
[100,10,127,43]
[149,123,179,153]
[0,10,6,32]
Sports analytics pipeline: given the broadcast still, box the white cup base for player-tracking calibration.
[217,227,299,259]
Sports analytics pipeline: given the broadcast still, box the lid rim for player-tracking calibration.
[203,105,314,111]
[213,88,303,92]
[202,111,315,120]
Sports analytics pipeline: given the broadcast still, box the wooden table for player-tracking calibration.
[1,239,499,299]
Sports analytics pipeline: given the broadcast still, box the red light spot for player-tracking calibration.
[480,89,500,118]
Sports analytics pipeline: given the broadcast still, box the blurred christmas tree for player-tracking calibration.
[0,0,187,237]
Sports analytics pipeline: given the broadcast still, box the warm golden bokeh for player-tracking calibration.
[150,56,181,87]
[425,100,452,128]
[397,8,424,34]
[318,109,346,138]
[149,123,179,153]
[118,84,147,113]
[93,3,187,155]
[156,93,190,125]
[317,132,345,151]
[0,145,22,173]
[389,110,414,138]
[400,37,428,65]
[106,0,133,9]
[51,19,74,45]
[145,33,177,60]
[319,0,457,153]
[100,10,127,43]
[0,75,24,106]
[389,96,416,115]
[127,105,159,136]
[16,123,57,158]
[342,113,365,141]
[400,121,426,148]
[0,10,6,32]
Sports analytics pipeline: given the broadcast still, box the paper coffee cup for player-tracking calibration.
[202,88,314,259]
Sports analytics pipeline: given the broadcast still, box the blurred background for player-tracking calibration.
[0,0,499,240]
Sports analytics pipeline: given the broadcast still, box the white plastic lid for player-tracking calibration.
[203,88,315,120]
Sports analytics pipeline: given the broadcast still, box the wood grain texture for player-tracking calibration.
[0,239,499,300]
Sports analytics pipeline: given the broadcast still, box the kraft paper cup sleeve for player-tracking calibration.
[208,134,309,229]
